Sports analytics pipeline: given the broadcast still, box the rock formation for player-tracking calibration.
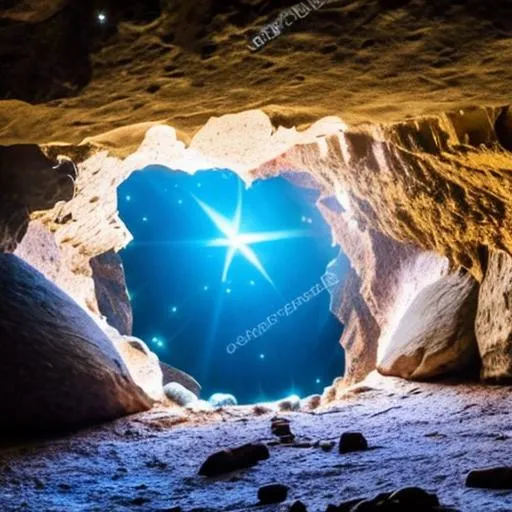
[476,250,512,381]
[0,254,151,434]
[1,0,512,416]
[378,270,479,379]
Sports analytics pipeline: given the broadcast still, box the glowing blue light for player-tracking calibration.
[157,341,164,348]
[194,188,308,285]
[142,216,148,222]
[170,306,177,313]
[125,194,131,202]
[259,353,265,359]
[178,199,183,205]
[151,336,159,343]
[316,378,321,384]
[226,288,232,294]
[249,280,255,286]
[203,285,209,291]
[197,183,202,188]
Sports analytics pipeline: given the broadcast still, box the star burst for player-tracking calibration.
[195,189,308,285]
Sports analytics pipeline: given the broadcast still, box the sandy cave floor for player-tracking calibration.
[1,377,512,512]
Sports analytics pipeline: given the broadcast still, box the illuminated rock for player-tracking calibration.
[0,253,152,434]
[208,393,237,408]
[164,382,197,406]
[476,251,512,381]
[378,271,479,379]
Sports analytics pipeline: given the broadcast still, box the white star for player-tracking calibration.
[194,187,308,285]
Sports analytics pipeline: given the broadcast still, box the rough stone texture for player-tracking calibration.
[1,1,512,145]
[475,250,512,382]
[1,376,512,511]
[0,253,152,434]
[378,271,480,380]
[105,327,165,402]
[90,249,133,335]
[2,1,512,393]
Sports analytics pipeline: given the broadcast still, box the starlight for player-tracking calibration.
[97,12,107,24]
[195,190,308,285]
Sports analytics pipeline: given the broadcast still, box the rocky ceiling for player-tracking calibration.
[1,0,511,147]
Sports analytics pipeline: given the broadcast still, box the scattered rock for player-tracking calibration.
[130,496,150,506]
[301,394,321,410]
[253,404,274,415]
[278,395,301,411]
[466,467,512,489]
[208,392,237,408]
[338,432,369,454]
[289,501,308,512]
[33,478,45,490]
[319,440,335,452]
[199,443,269,477]
[271,416,296,444]
[258,483,289,504]
[328,488,442,511]
[164,382,197,406]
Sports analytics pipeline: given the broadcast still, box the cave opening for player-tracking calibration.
[117,166,348,405]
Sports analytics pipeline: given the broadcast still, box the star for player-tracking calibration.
[170,306,177,313]
[125,194,131,202]
[203,285,209,291]
[97,12,107,23]
[249,280,255,286]
[226,288,232,294]
[316,378,321,384]
[178,199,183,205]
[259,353,265,359]
[194,187,309,285]
[142,216,148,222]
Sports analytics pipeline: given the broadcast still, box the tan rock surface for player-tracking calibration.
[378,271,479,379]
[476,250,512,381]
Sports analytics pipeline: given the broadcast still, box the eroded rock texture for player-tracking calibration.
[0,253,151,434]
[378,271,479,379]
[476,251,512,381]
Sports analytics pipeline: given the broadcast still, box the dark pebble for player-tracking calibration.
[466,467,512,489]
[289,500,308,511]
[338,432,368,454]
[199,443,269,477]
[258,483,289,504]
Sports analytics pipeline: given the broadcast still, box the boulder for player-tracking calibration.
[160,361,201,397]
[0,253,152,434]
[377,271,479,379]
[208,393,237,408]
[476,251,512,381]
[164,382,197,406]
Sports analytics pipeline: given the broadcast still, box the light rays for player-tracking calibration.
[194,189,309,286]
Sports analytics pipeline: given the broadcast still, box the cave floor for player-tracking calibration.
[1,375,512,512]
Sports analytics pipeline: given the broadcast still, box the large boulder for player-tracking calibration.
[476,251,512,381]
[160,361,201,397]
[0,253,152,434]
[377,271,479,379]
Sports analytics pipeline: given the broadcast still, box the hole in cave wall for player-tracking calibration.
[117,166,349,404]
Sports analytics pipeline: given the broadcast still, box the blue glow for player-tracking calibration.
[118,168,347,403]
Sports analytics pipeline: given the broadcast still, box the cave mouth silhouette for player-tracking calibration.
[118,166,347,405]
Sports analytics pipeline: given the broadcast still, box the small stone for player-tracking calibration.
[278,395,301,411]
[58,483,72,490]
[289,500,308,511]
[326,498,365,511]
[388,487,440,507]
[208,392,237,407]
[466,467,512,489]
[319,440,335,452]
[258,483,289,504]
[34,478,45,490]
[338,432,368,454]
[164,382,197,406]
[130,496,150,505]
[199,443,269,477]
[271,416,293,437]
[301,394,321,410]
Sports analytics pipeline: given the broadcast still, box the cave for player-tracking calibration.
[2,1,512,511]
[117,166,346,405]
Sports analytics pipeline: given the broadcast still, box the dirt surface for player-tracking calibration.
[1,375,512,511]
